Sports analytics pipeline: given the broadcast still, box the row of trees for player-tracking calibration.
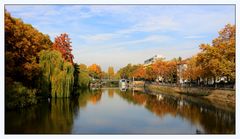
[5,11,77,108]
[182,24,235,86]
[116,59,179,84]
[116,24,235,87]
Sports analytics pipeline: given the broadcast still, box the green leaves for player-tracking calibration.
[39,50,74,98]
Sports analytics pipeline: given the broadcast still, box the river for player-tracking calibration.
[5,88,235,134]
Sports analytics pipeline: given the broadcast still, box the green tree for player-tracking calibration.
[78,64,91,89]
[39,50,74,98]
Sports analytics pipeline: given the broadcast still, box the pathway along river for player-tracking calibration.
[5,88,235,134]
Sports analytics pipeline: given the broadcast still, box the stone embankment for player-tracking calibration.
[145,83,235,110]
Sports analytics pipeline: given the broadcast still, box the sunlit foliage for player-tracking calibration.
[5,11,52,87]
[88,64,102,79]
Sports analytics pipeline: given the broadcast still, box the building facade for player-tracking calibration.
[144,55,164,66]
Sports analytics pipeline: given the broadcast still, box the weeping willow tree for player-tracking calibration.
[39,50,74,98]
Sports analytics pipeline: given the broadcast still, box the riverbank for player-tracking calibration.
[145,84,235,110]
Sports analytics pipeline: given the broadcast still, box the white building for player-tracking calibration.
[144,55,164,66]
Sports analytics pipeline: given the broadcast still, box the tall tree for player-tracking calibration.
[197,24,235,85]
[182,56,203,83]
[5,10,52,87]
[39,50,74,98]
[107,66,115,79]
[132,65,146,79]
[73,63,80,89]
[165,60,177,84]
[52,33,74,64]
[152,59,167,82]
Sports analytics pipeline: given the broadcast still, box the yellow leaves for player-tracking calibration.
[88,64,101,74]
[182,56,203,81]
[197,24,235,80]
[88,64,102,79]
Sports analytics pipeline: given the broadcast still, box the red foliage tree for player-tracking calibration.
[52,33,74,64]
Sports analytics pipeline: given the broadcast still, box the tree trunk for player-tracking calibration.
[214,77,217,88]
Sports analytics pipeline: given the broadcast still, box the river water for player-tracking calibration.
[5,88,235,134]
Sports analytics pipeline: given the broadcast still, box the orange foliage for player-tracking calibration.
[88,64,102,79]
[132,65,146,79]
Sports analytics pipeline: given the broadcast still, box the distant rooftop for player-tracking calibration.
[144,55,164,65]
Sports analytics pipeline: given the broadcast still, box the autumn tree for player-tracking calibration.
[197,24,235,86]
[107,66,115,79]
[212,24,235,82]
[132,65,146,79]
[88,64,102,79]
[5,10,52,88]
[182,56,203,84]
[117,64,132,79]
[52,33,74,64]
[152,60,167,82]
[145,66,155,81]
[165,60,177,84]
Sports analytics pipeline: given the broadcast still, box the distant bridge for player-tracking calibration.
[101,79,119,82]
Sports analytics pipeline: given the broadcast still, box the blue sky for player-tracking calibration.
[5,5,235,71]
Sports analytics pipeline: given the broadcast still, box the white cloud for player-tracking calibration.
[79,33,115,42]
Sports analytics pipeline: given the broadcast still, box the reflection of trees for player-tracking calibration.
[6,99,75,133]
[108,89,114,98]
[6,89,234,134]
[6,89,104,134]
[90,93,102,104]
[117,91,235,134]
[76,89,103,107]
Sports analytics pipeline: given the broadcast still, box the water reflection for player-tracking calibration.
[6,99,74,133]
[117,90,235,134]
[5,88,235,134]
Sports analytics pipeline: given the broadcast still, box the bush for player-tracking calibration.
[6,82,38,109]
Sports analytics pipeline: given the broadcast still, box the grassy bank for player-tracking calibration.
[145,84,235,110]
